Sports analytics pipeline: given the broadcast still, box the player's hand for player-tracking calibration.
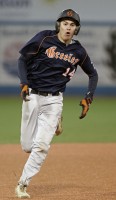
[79,93,93,119]
[55,116,63,136]
[20,84,30,101]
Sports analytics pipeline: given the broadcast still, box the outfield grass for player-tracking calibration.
[0,96,116,144]
[0,97,21,144]
[53,96,116,143]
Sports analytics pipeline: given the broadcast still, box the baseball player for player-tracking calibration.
[15,9,98,198]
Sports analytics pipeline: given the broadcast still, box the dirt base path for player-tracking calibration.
[0,143,116,200]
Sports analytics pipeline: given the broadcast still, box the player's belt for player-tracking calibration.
[31,89,60,96]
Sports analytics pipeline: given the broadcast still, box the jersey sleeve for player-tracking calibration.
[79,49,98,96]
[18,30,55,84]
[19,30,55,58]
[18,55,28,84]
[18,33,42,84]
[19,32,43,58]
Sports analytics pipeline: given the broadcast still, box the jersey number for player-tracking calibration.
[63,68,75,79]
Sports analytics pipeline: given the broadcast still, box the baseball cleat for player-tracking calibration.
[15,183,30,198]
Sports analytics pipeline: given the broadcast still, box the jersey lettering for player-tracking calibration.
[45,46,56,58]
[45,46,79,65]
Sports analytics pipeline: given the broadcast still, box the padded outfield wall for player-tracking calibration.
[0,20,116,96]
[0,0,116,96]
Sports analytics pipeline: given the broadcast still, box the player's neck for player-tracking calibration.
[57,34,73,45]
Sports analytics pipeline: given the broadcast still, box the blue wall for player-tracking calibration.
[0,86,115,96]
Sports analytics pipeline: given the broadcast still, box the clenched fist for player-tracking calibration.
[79,93,93,119]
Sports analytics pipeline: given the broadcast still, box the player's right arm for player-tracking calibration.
[18,31,45,101]
[18,55,30,101]
[18,55,28,85]
[18,30,56,101]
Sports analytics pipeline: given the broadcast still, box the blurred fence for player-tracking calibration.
[0,20,116,96]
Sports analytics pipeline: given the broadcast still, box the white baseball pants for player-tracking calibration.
[19,92,63,186]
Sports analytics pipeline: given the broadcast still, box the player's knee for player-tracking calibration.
[33,142,50,153]
[21,142,32,153]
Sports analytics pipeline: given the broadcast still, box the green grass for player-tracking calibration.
[0,97,21,144]
[0,96,116,144]
[53,96,116,143]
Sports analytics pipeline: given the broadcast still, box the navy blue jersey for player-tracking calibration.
[18,30,98,94]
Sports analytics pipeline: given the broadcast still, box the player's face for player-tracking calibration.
[58,20,76,44]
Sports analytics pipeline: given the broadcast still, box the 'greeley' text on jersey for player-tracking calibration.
[45,46,79,65]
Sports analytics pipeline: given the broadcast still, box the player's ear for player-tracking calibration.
[55,21,60,33]
[74,25,81,35]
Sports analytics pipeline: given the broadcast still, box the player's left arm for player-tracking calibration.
[79,53,98,119]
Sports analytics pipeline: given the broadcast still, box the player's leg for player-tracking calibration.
[20,93,38,153]
[18,94,63,186]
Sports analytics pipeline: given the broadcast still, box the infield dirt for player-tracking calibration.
[0,143,116,200]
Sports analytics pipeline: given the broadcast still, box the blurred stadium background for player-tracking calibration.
[0,0,116,143]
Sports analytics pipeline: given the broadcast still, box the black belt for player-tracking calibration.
[31,89,60,96]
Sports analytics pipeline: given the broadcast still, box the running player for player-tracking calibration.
[15,9,98,198]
